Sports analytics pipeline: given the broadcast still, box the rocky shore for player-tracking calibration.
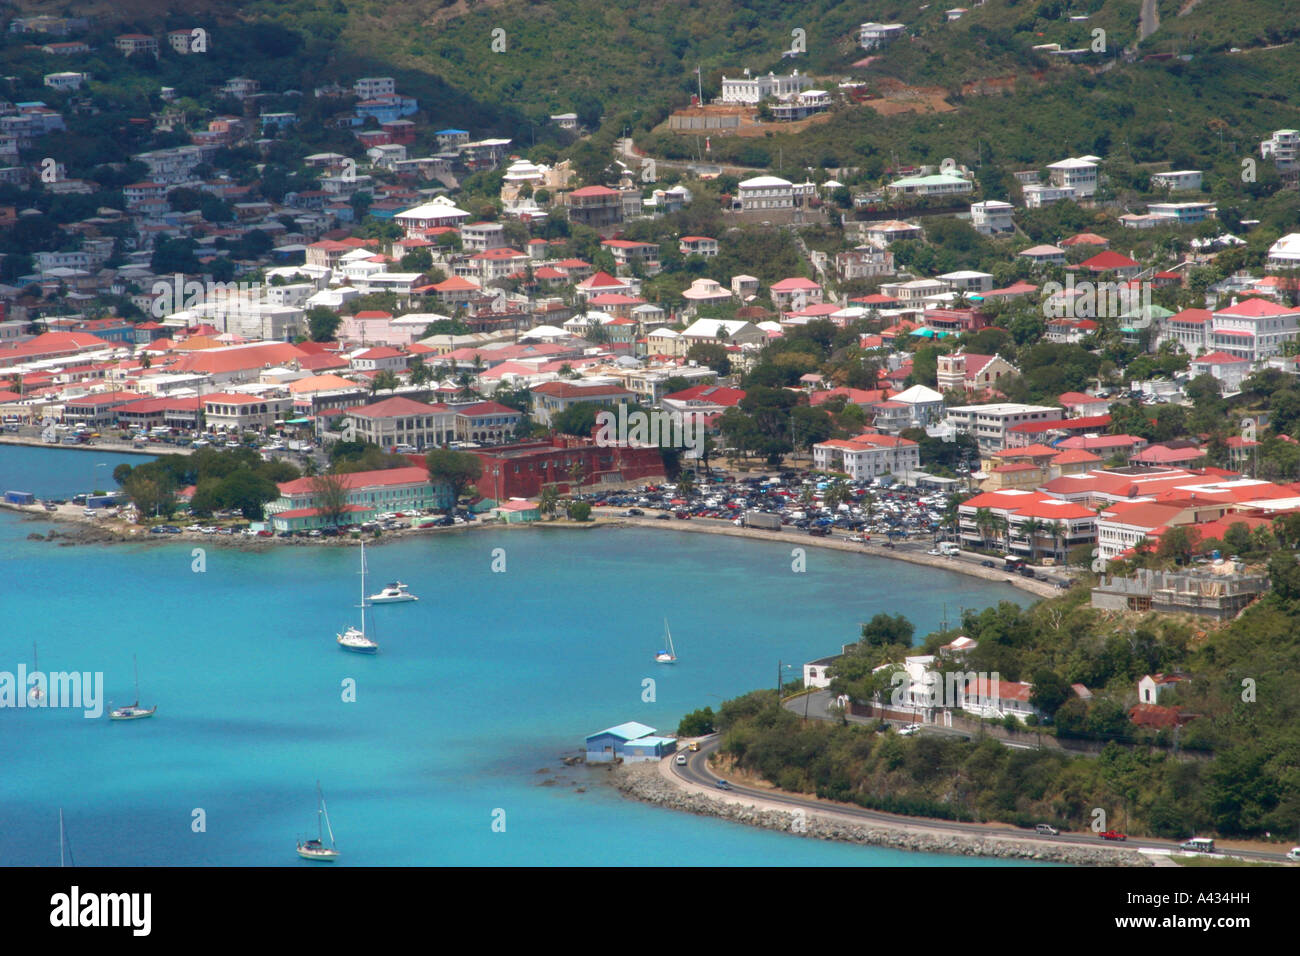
[612,762,1151,866]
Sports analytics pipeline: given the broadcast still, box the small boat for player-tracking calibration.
[338,541,378,653]
[297,782,340,861]
[654,619,678,664]
[29,642,43,703]
[368,581,418,604]
[109,655,156,720]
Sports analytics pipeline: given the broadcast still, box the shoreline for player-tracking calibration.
[612,760,1153,866]
[0,435,184,457]
[594,511,1058,599]
[0,500,1059,599]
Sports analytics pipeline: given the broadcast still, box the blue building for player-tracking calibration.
[585,721,677,763]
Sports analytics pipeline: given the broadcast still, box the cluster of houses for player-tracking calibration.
[803,636,1197,732]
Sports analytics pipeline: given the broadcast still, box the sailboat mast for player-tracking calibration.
[359,542,367,633]
[59,809,65,868]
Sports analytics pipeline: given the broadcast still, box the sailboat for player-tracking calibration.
[29,642,43,703]
[337,540,379,653]
[654,619,678,664]
[59,808,74,867]
[109,655,156,720]
[296,782,340,861]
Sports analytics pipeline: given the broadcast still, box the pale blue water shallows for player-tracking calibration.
[0,446,1034,866]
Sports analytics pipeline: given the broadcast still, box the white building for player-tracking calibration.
[719,69,810,104]
[354,77,395,99]
[1022,184,1077,208]
[1150,169,1202,192]
[886,173,973,197]
[1046,157,1099,197]
[860,22,906,49]
[1261,129,1299,172]
[945,404,1064,453]
[737,175,794,210]
[969,199,1013,236]
[939,271,994,295]
[1265,233,1300,270]
[43,71,86,91]
[813,433,920,481]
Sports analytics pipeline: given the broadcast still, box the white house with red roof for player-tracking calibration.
[425,275,482,306]
[530,380,636,426]
[203,392,294,431]
[1189,350,1251,391]
[340,395,455,450]
[1207,297,1300,361]
[769,277,823,311]
[451,400,522,443]
[661,384,746,417]
[348,346,408,373]
[601,239,661,275]
[814,432,919,480]
[957,488,1097,556]
[1057,391,1110,417]
[394,197,472,238]
[679,236,718,257]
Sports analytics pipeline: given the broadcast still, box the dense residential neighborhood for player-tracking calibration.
[5,1,1300,879]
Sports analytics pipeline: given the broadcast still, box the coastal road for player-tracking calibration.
[672,735,1294,864]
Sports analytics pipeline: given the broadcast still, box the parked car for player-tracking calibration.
[980,559,995,568]
[898,723,921,736]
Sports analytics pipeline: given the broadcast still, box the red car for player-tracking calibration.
[1099,830,1127,841]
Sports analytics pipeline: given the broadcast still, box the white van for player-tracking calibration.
[1180,837,1216,853]
[939,542,960,556]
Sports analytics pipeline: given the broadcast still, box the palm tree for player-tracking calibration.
[1049,520,1067,564]
[1019,517,1044,561]
[677,472,696,501]
[974,507,995,551]
[996,514,1011,552]
[538,485,560,519]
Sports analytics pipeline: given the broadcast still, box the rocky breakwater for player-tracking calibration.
[612,763,1150,866]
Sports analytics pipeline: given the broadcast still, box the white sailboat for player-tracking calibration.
[337,540,379,653]
[109,655,156,720]
[29,642,43,703]
[654,619,678,664]
[296,782,340,861]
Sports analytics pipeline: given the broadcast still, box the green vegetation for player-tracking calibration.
[712,556,1300,840]
[113,448,299,521]
[424,447,483,505]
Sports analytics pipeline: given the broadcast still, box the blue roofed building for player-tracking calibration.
[585,721,676,763]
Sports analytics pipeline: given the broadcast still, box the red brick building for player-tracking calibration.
[470,435,665,499]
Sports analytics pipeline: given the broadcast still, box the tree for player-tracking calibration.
[424,448,482,507]
[370,369,400,394]
[307,306,341,342]
[311,473,351,528]
[538,484,560,518]
[567,500,592,521]
[1029,669,1070,720]
[860,613,914,648]
[1157,525,1200,566]
[677,706,716,737]
[552,402,601,438]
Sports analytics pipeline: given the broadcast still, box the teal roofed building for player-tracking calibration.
[585,721,677,763]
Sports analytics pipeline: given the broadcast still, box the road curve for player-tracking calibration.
[670,736,1291,864]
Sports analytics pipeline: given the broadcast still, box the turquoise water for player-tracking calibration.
[0,447,1033,866]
